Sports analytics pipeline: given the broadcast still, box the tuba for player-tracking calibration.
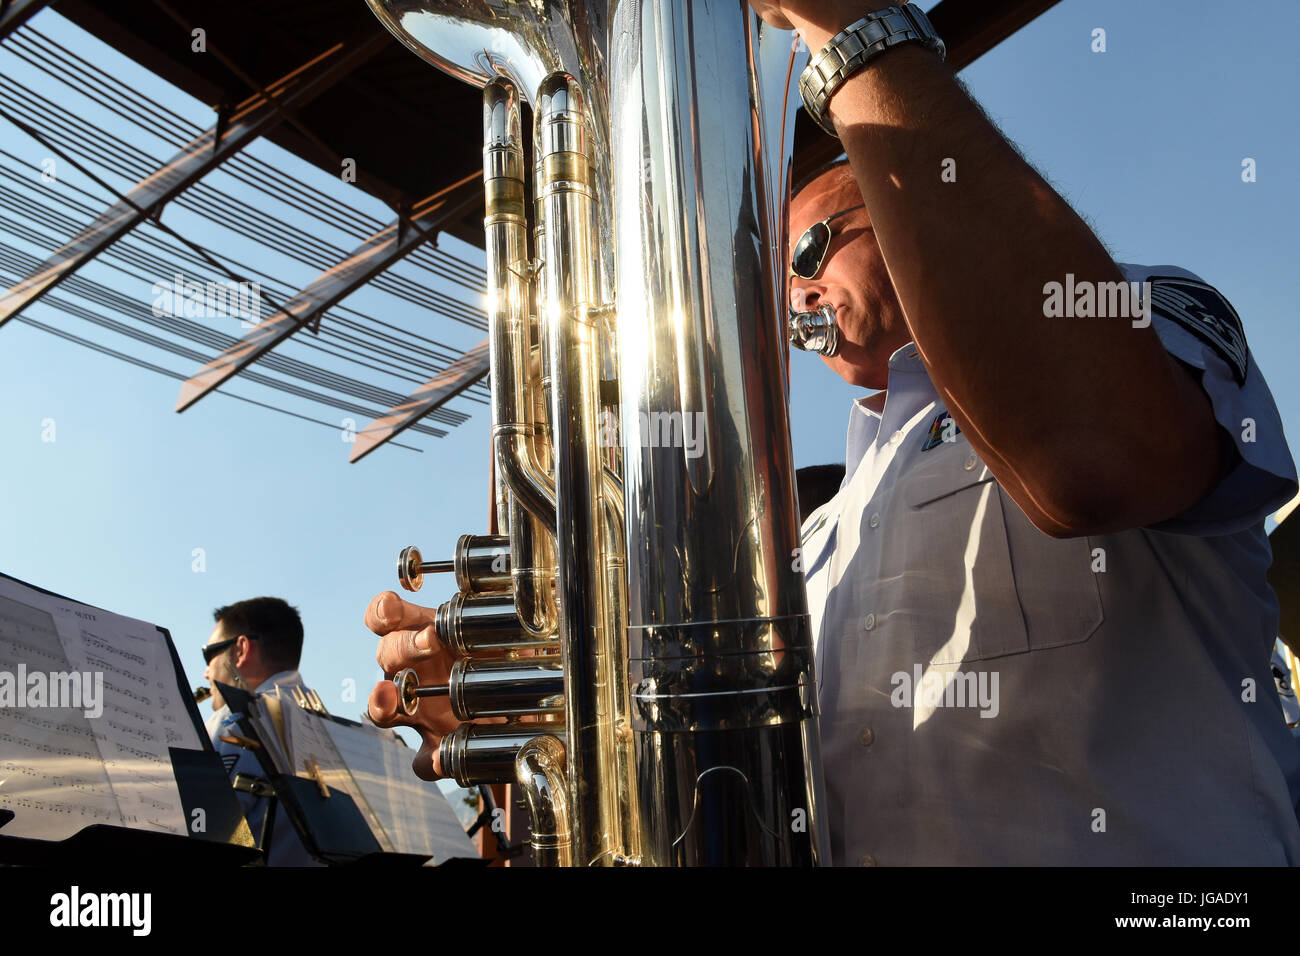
[368,0,828,866]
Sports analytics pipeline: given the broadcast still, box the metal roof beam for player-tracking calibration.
[349,339,490,463]
[0,31,388,329]
[174,174,482,413]
[932,0,1063,71]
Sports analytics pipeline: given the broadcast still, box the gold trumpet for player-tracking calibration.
[368,0,828,866]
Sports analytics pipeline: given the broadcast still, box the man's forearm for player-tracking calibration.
[830,46,1135,414]
[793,21,1220,532]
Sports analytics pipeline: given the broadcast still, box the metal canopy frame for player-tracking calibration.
[174,174,483,414]
[0,32,387,329]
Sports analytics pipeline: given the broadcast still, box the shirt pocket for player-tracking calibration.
[884,444,1103,664]
[996,484,1104,652]
[877,444,1029,665]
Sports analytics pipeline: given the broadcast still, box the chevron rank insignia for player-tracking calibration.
[922,411,959,451]
[1148,276,1248,385]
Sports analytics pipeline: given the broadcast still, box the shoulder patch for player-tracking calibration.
[1147,275,1248,384]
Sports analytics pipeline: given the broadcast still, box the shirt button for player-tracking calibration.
[862,613,876,631]
[963,453,978,471]
[859,726,875,747]
[868,512,880,529]
[858,854,877,867]
[889,430,903,445]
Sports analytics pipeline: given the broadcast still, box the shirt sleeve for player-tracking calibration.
[1119,263,1298,535]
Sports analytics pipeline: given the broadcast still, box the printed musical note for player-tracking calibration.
[85,654,149,686]
[80,631,148,668]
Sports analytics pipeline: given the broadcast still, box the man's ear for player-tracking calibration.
[233,634,254,669]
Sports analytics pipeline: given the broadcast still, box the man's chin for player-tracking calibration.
[822,350,886,391]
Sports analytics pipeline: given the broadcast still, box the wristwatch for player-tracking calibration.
[799,4,946,136]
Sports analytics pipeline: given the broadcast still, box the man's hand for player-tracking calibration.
[750,1,893,51]
[748,1,796,29]
[364,590,459,780]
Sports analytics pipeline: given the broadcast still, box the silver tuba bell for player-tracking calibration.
[367,0,829,866]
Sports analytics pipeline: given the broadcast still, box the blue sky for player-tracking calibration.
[1,0,1297,772]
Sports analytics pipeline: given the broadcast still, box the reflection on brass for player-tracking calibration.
[367,0,829,866]
[436,592,557,656]
[515,734,570,867]
[393,666,449,718]
[439,722,568,787]
[398,545,442,592]
[789,304,841,356]
[399,536,512,594]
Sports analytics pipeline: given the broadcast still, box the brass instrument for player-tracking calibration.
[194,685,212,704]
[367,0,828,866]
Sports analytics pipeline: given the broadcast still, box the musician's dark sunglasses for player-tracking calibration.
[202,634,257,664]
[790,203,866,280]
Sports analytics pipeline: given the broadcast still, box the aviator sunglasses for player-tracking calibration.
[790,203,866,280]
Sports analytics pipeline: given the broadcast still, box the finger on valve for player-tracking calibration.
[366,681,449,780]
[365,590,437,637]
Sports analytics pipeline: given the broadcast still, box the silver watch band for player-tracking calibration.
[799,4,946,136]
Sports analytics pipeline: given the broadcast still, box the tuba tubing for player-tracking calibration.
[439,721,566,788]
[366,0,828,866]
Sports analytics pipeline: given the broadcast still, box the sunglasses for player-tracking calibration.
[202,633,257,664]
[790,203,866,280]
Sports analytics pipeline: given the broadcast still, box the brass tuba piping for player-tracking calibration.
[367,0,827,866]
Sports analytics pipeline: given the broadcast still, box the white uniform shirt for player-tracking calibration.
[801,264,1300,865]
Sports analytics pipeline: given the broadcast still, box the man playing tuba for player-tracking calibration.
[366,0,1300,865]
[775,1,1300,864]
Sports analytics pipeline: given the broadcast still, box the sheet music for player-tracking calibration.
[321,718,478,862]
[245,689,290,776]
[0,578,202,841]
[279,701,396,853]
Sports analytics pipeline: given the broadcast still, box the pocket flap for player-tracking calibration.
[904,446,993,508]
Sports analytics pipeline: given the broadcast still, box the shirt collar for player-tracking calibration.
[887,340,925,373]
[845,342,933,476]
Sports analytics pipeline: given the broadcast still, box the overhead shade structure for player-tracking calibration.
[0,1,491,456]
[0,32,388,328]
[174,175,482,414]
[349,338,490,463]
